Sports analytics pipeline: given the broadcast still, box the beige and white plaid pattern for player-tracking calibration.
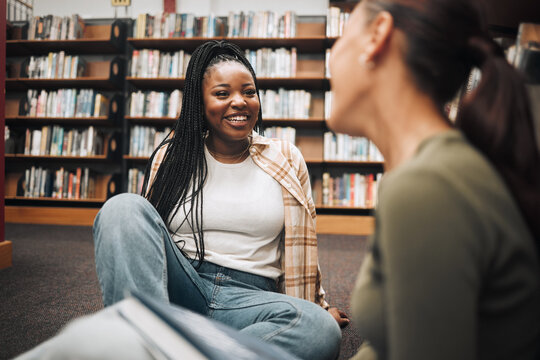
[147,132,328,308]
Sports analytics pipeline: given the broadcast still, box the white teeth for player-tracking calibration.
[227,115,248,122]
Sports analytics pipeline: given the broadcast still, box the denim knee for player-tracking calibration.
[94,194,156,238]
[304,307,342,360]
[93,193,169,306]
[261,300,341,360]
[95,193,152,226]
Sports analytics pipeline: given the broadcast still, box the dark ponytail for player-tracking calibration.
[456,36,540,241]
[364,0,540,244]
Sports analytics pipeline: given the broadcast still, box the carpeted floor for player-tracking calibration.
[1,223,369,359]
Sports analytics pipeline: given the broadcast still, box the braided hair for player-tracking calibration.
[141,40,264,265]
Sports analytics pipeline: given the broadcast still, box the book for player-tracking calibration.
[117,290,300,360]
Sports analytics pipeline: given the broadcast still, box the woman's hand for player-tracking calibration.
[329,307,350,328]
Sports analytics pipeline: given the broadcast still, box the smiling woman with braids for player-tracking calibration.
[81,40,346,360]
[14,40,348,360]
[327,0,540,359]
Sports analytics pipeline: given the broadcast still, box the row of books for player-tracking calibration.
[133,11,297,39]
[129,126,172,157]
[27,14,85,40]
[326,6,350,37]
[127,168,145,194]
[126,165,380,210]
[325,91,332,119]
[22,125,104,157]
[325,49,332,78]
[130,49,191,78]
[228,11,297,38]
[260,89,311,119]
[134,13,225,39]
[26,52,85,79]
[261,130,378,164]
[323,132,384,162]
[124,123,382,164]
[24,89,109,118]
[126,168,381,211]
[322,172,381,208]
[245,48,297,78]
[129,90,182,118]
[129,46,298,79]
[263,126,296,145]
[21,166,95,200]
[7,0,32,22]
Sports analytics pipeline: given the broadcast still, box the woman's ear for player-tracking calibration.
[363,11,394,62]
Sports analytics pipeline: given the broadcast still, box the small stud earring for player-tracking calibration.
[358,53,375,70]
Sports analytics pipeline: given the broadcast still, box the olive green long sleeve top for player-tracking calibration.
[351,130,540,360]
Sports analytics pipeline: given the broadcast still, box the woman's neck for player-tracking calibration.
[367,88,452,172]
[205,135,251,164]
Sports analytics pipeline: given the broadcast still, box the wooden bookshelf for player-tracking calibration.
[263,118,326,127]
[126,76,328,90]
[5,95,122,126]
[6,21,126,55]
[4,206,374,234]
[7,57,125,90]
[4,172,118,204]
[124,117,326,127]
[317,214,374,235]
[5,19,126,220]
[0,241,12,270]
[6,206,100,226]
[307,160,385,167]
[5,116,114,127]
[129,36,328,53]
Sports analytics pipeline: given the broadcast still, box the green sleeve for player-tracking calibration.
[377,171,483,360]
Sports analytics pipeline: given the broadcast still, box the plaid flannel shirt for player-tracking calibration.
[147,132,328,309]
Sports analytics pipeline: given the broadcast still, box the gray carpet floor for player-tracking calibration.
[1,223,369,359]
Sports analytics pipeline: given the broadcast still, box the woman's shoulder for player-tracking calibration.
[385,130,504,197]
[379,130,530,244]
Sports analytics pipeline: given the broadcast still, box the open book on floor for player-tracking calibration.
[117,290,301,360]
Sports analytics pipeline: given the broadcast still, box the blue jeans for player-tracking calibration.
[92,193,341,360]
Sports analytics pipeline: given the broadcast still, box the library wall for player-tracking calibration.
[33,0,329,19]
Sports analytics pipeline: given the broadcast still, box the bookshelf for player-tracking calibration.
[23,9,540,235]
[4,18,127,222]
[1,6,538,238]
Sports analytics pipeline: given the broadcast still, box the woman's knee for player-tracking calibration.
[93,193,163,256]
[304,306,342,359]
[95,193,151,225]
[94,194,155,237]
[269,300,341,360]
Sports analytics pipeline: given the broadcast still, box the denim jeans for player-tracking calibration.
[21,193,340,360]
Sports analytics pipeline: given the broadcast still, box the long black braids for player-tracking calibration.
[141,40,264,265]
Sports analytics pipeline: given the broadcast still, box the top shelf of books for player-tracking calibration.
[128,13,332,52]
[7,18,127,56]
